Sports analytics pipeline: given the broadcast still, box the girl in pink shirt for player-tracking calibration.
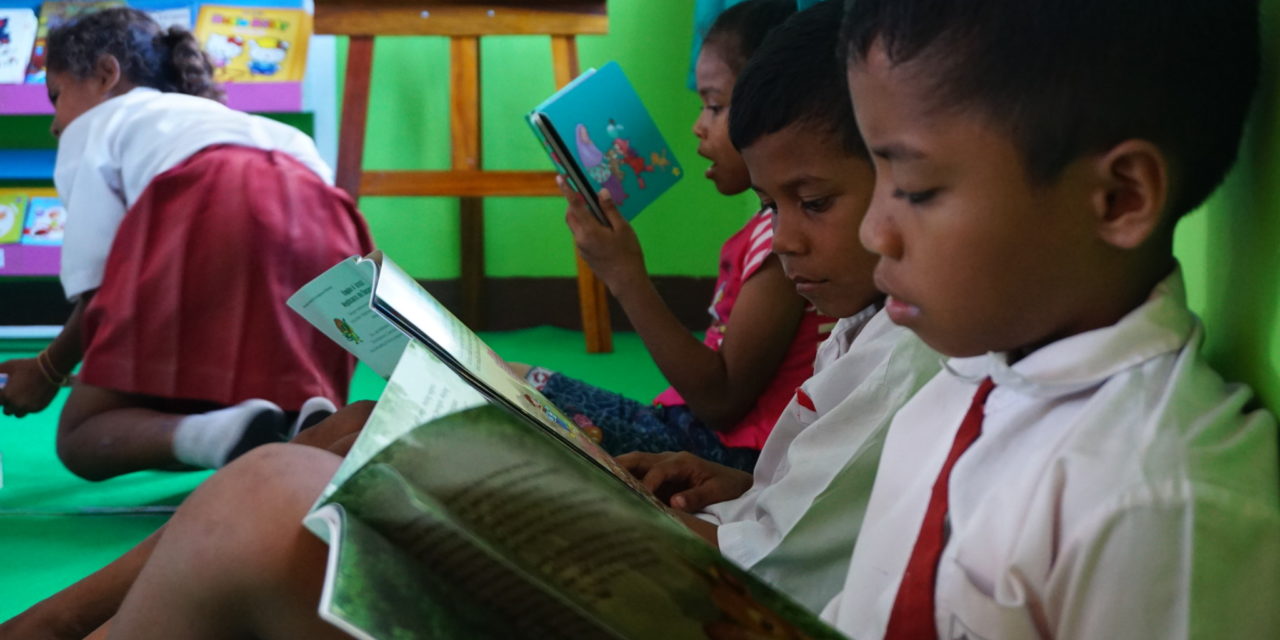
[520,0,831,471]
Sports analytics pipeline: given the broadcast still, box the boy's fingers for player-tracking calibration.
[670,478,737,512]
[615,451,657,477]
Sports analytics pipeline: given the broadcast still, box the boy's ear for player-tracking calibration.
[1090,139,1169,250]
[91,54,124,95]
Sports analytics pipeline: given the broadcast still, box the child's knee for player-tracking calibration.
[53,418,109,482]
[216,443,339,497]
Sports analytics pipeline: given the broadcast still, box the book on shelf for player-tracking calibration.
[143,4,193,31]
[193,4,310,83]
[0,8,38,84]
[527,61,683,225]
[21,195,65,246]
[0,190,29,244]
[289,252,846,639]
[25,0,126,84]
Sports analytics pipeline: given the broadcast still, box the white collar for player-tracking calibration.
[944,267,1197,398]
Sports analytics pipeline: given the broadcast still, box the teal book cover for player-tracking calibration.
[528,62,682,223]
[21,196,65,246]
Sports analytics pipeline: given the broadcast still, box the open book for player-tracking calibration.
[289,253,847,638]
[287,251,644,494]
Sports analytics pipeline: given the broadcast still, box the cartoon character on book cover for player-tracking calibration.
[21,196,65,246]
[530,62,683,221]
[194,5,310,83]
[25,1,125,83]
[334,317,362,345]
[0,191,29,244]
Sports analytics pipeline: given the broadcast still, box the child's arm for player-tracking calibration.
[562,179,806,430]
[0,293,89,417]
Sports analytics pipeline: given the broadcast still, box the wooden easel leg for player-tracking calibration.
[451,36,485,328]
[552,35,613,353]
[337,36,374,200]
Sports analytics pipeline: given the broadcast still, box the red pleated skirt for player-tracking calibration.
[79,145,375,411]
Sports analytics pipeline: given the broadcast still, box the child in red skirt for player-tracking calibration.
[0,8,374,480]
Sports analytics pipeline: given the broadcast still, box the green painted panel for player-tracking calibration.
[344,0,757,280]
[1173,0,1280,411]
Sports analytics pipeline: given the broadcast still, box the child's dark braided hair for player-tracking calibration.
[47,7,224,102]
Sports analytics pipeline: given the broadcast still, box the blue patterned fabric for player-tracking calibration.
[529,368,761,472]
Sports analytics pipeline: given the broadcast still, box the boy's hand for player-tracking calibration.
[616,451,754,512]
[0,358,60,418]
[558,176,648,293]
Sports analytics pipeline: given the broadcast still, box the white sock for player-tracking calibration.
[172,399,284,469]
[288,396,338,439]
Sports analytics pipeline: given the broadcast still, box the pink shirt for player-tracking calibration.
[654,210,834,449]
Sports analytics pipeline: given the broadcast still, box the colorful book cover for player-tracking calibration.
[528,62,683,222]
[25,1,126,84]
[193,5,310,83]
[21,195,66,246]
[144,5,193,32]
[0,190,29,244]
[0,8,38,84]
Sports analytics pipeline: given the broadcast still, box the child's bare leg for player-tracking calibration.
[56,384,194,480]
[289,400,376,452]
[108,443,347,640]
[0,530,161,639]
[57,384,285,481]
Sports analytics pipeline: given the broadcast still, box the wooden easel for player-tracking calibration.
[314,1,613,353]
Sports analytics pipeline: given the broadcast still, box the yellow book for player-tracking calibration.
[193,5,311,83]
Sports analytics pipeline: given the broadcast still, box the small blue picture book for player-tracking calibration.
[528,61,682,224]
[21,196,66,246]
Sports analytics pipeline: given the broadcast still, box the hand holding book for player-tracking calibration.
[559,176,649,294]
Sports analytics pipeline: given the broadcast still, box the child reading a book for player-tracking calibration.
[0,8,374,480]
[516,0,825,472]
[816,0,1280,637]
[1,5,941,635]
[618,0,941,614]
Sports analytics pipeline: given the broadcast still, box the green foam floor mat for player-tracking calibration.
[0,327,664,621]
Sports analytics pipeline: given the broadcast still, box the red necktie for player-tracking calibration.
[883,377,996,640]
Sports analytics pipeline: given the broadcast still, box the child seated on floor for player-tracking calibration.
[515,0,825,472]
[618,0,940,613]
[821,0,1280,637]
[296,0,813,472]
[0,8,372,480]
[0,4,941,636]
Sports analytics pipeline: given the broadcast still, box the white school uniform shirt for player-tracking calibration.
[53,87,332,301]
[700,305,941,613]
[821,269,1280,640]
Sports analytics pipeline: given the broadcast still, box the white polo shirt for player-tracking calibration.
[53,87,332,300]
[822,269,1280,639]
[702,305,941,613]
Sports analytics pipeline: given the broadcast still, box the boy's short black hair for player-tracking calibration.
[703,0,797,75]
[840,0,1259,219]
[729,0,867,157]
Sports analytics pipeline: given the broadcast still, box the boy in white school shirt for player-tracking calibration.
[619,0,941,614]
[823,0,1280,638]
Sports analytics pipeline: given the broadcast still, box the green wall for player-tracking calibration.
[343,0,755,280]
[347,1,1280,412]
[1174,0,1280,412]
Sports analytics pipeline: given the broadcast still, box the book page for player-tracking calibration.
[307,504,521,640]
[319,402,845,640]
[314,473,621,640]
[287,256,410,378]
[367,253,658,499]
[311,342,488,510]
